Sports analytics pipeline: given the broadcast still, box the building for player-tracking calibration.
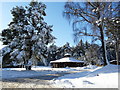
[50,54,85,68]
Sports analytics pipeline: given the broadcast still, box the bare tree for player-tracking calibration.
[104,2,120,65]
[63,1,116,66]
[105,18,120,65]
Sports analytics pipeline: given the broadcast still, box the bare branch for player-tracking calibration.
[78,13,92,23]
[78,31,101,38]
[87,2,97,8]
[81,11,97,17]
[64,11,92,24]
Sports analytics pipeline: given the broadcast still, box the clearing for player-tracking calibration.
[2,66,88,88]
[1,65,119,88]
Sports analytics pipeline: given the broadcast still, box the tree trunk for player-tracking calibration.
[27,49,32,70]
[41,53,49,66]
[99,25,107,66]
[104,39,109,65]
[115,40,119,65]
[25,39,33,70]
[25,60,29,70]
[28,38,33,70]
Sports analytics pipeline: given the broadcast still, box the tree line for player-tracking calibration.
[0,1,120,70]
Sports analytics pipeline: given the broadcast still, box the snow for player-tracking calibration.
[31,35,39,41]
[64,53,71,56]
[1,46,11,55]
[24,25,35,33]
[51,64,119,88]
[25,60,33,66]
[2,65,119,88]
[116,21,119,23]
[2,66,81,79]
[9,41,17,47]
[80,64,99,71]
[16,51,25,60]
[110,60,120,63]
[10,49,19,56]
[50,57,84,63]
[95,18,102,26]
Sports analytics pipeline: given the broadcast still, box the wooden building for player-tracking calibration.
[50,54,85,68]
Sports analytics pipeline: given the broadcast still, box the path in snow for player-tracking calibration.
[2,70,87,88]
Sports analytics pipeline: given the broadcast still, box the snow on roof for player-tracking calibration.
[110,60,120,62]
[50,57,84,63]
[64,53,71,56]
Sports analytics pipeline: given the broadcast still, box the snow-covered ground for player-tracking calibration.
[2,64,119,88]
[2,66,81,79]
[51,64,119,88]
[2,66,88,88]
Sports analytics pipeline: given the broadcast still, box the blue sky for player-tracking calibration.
[0,2,77,47]
[44,2,75,46]
[0,1,101,48]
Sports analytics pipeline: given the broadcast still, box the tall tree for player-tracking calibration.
[1,1,55,70]
[105,17,120,64]
[72,39,85,59]
[105,2,120,65]
[63,2,117,66]
[85,43,100,65]
[47,44,58,62]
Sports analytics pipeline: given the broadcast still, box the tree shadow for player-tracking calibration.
[53,65,119,80]
[83,80,94,85]
[2,70,71,84]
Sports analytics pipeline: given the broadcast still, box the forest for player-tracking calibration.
[1,1,120,70]
[1,1,119,88]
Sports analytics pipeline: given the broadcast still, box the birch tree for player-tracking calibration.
[63,1,117,65]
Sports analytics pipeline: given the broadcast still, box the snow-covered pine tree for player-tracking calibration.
[72,40,85,59]
[1,1,55,70]
[52,42,72,59]
[85,43,100,65]
[62,42,72,55]
[47,44,58,62]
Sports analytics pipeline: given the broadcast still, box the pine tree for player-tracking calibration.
[47,44,58,62]
[1,1,55,70]
[63,42,71,54]
[72,39,85,59]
